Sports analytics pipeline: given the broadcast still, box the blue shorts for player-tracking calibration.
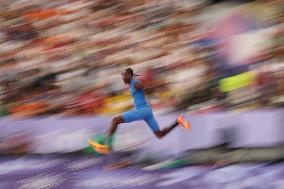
[122,107,160,132]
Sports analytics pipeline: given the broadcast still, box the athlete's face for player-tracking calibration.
[122,71,132,84]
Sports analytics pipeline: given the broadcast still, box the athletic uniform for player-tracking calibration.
[89,79,190,155]
[122,79,159,132]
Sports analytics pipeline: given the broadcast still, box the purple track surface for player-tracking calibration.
[0,155,283,189]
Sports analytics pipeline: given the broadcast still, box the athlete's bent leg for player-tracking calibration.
[107,109,146,147]
[108,115,124,136]
[106,115,124,147]
[154,114,191,138]
[144,115,179,139]
[153,121,179,139]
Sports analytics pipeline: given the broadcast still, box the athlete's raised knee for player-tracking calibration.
[112,116,124,126]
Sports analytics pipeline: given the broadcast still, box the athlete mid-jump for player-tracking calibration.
[106,68,190,148]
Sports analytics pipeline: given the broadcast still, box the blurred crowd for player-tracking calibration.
[0,0,283,118]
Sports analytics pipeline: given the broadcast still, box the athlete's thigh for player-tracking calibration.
[144,114,160,132]
[122,109,149,123]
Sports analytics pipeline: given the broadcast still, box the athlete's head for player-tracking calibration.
[122,68,134,84]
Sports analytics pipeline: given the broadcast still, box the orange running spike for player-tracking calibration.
[177,115,191,130]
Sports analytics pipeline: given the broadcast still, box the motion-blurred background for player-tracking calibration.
[0,0,283,188]
[0,0,283,117]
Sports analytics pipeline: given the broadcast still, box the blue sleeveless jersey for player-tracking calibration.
[122,79,159,132]
[129,79,149,109]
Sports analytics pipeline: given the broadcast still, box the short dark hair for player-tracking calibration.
[125,68,134,77]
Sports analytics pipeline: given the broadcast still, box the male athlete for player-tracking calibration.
[106,68,190,149]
